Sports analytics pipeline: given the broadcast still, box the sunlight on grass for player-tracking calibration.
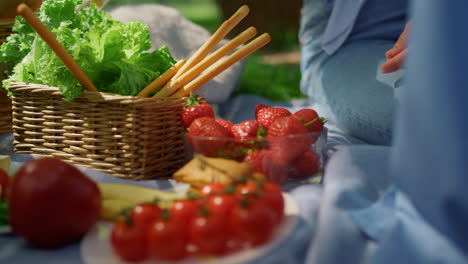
[236,55,306,101]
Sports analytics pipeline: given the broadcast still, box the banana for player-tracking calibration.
[100,198,135,221]
[98,183,185,221]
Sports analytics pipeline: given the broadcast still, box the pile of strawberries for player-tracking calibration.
[181,96,326,184]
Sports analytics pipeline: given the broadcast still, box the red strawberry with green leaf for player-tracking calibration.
[215,119,234,137]
[294,108,325,132]
[231,120,265,142]
[187,117,232,157]
[293,108,326,143]
[268,116,312,164]
[181,95,215,129]
[289,151,320,179]
[256,107,292,129]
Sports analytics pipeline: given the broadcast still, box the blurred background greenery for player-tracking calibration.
[106,0,306,101]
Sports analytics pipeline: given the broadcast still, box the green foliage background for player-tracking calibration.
[105,0,306,101]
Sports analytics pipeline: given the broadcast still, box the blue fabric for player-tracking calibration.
[300,0,407,145]
[293,145,391,264]
[390,0,468,256]
[321,0,365,55]
[351,188,467,264]
[315,1,468,264]
[321,0,407,55]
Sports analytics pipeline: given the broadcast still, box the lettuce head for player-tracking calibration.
[0,0,176,100]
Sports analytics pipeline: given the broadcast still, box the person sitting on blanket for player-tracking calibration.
[300,0,409,145]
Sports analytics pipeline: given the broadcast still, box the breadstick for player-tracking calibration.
[137,60,185,97]
[172,33,271,98]
[17,3,97,92]
[172,5,250,80]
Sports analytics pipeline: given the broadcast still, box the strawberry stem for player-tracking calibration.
[185,93,200,108]
[304,118,318,127]
[257,125,267,138]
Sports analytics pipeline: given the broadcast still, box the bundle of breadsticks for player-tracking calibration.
[136,5,271,98]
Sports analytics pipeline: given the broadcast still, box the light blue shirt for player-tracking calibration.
[321,0,366,54]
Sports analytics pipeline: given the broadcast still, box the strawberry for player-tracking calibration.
[243,150,268,173]
[268,116,312,164]
[289,151,320,179]
[307,118,325,133]
[244,150,288,184]
[261,151,289,184]
[255,104,270,117]
[294,108,325,132]
[181,96,215,129]
[293,109,319,127]
[187,117,232,157]
[231,120,261,142]
[256,107,292,129]
[215,119,234,137]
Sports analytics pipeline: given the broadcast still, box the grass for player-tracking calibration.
[106,0,306,101]
[236,54,306,101]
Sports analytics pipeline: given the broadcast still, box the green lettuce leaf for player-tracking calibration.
[0,0,175,100]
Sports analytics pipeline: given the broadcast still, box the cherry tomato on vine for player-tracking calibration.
[261,183,285,225]
[228,198,276,247]
[110,220,147,262]
[188,212,227,256]
[131,204,161,230]
[199,183,226,196]
[170,199,202,225]
[206,194,238,220]
[147,218,188,261]
[236,181,260,197]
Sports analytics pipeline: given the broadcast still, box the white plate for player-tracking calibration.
[81,193,299,264]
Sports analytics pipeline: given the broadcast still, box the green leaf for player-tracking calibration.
[0,0,176,100]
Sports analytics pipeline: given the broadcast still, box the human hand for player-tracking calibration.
[381,22,410,73]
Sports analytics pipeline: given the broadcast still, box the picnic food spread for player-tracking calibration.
[0,0,326,263]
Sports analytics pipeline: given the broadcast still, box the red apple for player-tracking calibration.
[8,158,101,248]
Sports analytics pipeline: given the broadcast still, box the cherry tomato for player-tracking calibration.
[261,183,285,225]
[199,183,226,196]
[0,168,9,199]
[111,220,147,262]
[229,198,275,247]
[170,199,201,225]
[131,204,161,230]
[236,181,260,197]
[189,213,227,256]
[147,219,188,261]
[206,194,238,220]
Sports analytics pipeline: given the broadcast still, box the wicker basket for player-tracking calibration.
[0,22,13,135]
[9,82,191,180]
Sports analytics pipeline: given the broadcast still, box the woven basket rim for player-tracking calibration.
[9,81,188,104]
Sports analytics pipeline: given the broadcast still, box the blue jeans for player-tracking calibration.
[300,0,408,145]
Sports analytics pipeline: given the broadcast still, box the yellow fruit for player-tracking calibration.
[97,183,185,221]
[100,199,135,222]
[98,183,184,204]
